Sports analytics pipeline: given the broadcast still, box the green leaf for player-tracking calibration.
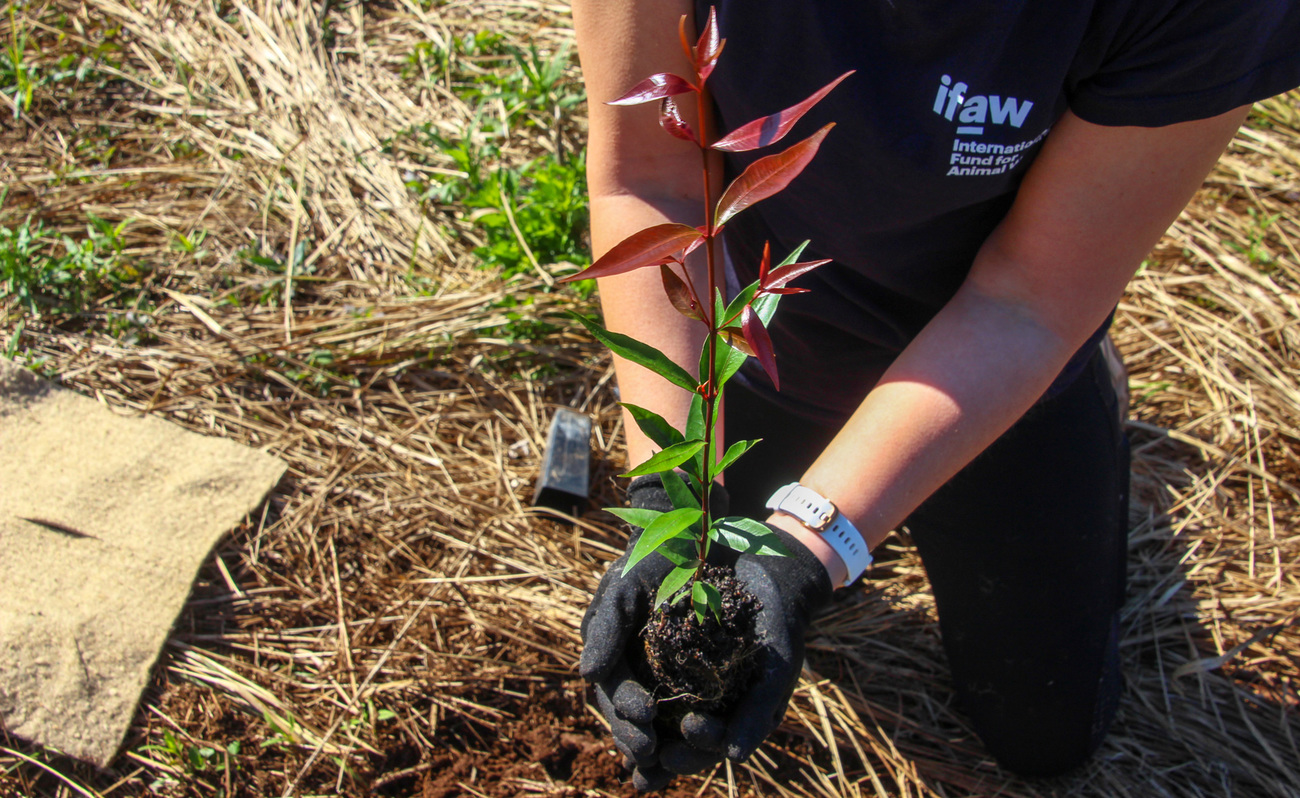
[621,402,685,451]
[752,288,779,324]
[660,469,699,509]
[655,564,698,607]
[659,536,699,566]
[692,579,723,624]
[569,311,698,392]
[622,508,703,574]
[684,391,706,446]
[713,334,749,390]
[606,507,663,531]
[709,516,791,556]
[701,323,751,396]
[621,439,706,478]
[710,438,760,481]
[684,392,707,481]
[699,335,715,390]
[721,281,759,330]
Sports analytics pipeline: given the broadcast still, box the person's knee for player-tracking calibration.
[980,724,1100,778]
[968,618,1122,778]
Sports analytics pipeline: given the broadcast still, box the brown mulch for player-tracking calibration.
[2,2,1299,797]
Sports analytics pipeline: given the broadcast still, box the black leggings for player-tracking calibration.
[722,352,1129,777]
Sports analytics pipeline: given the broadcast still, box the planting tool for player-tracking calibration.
[532,407,592,516]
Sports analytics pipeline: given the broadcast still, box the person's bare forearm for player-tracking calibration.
[573,0,726,470]
[591,193,716,468]
[765,285,1081,586]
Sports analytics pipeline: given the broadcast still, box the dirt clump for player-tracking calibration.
[641,565,762,723]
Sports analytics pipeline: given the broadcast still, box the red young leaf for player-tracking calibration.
[762,258,832,290]
[683,225,713,259]
[741,305,779,390]
[701,39,726,82]
[659,96,698,143]
[560,223,701,282]
[678,15,694,68]
[608,73,697,106]
[712,71,853,152]
[764,286,811,295]
[695,7,724,82]
[714,123,836,228]
[757,241,771,283]
[661,264,705,321]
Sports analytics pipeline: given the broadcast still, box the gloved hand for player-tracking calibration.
[650,523,835,778]
[580,474,731,791]
[722,525,834,762]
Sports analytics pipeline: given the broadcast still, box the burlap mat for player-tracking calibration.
[0,358,285,765]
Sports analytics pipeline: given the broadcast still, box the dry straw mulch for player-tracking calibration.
[2,2,1299,796]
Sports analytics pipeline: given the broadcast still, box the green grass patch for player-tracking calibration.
[393,30,590,289]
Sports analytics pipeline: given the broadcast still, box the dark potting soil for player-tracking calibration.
[639,564,762,721]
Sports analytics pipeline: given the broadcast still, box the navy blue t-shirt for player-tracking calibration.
[697,0,1300,424]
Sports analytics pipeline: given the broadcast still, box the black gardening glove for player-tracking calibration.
[724,526,834,760]
[651,523,834,778]
[580,474,731,791]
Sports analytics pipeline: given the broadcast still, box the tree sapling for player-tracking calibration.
[563,6,850,715]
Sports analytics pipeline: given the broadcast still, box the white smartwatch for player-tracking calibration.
[766,483,872,587]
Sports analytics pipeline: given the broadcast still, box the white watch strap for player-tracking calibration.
[766,483,872,587]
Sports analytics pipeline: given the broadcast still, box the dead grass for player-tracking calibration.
[1,1,1298,796]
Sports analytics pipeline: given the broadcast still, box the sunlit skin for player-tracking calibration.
[572,0,1249,588]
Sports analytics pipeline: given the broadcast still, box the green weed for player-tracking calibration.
[485,293,559,344]
[397,131,590,282]
[241,349,358,396]
[504,42,584,159]
[404,122,501,205]
[0,206,138,318]
[259,710,304,750]
[1129,379,1173,402]
[340,699,397,734]
[1228,206,1282,272]
[4,318,21,358]
[1,5,37,116]
[1,5,123,117]
[231,240,313,306]
[142,729,240,775]
[509,42,579,114]
[403,30,512,94]
[283,349,359,395]
[171,228,211,263]
[470,155,589,279]
[394,31,589,284]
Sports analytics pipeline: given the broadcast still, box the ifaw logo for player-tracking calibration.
[933,74,1048,177]
[932,74,1034,135]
